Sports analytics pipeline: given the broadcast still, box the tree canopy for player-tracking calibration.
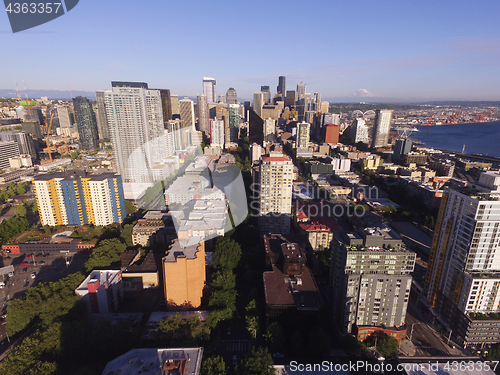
[83,238,126,273]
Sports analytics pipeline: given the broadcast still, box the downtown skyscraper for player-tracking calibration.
[203,77,216,103]
[73,96,99,150]
[196,94,209,136]
[104,82,169,184]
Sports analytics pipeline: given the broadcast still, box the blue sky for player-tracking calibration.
[1,0,500,101]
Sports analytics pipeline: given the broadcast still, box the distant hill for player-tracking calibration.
[0,89,96,101]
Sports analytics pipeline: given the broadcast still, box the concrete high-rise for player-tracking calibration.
[296,122,310,148]
[196,94,209,136]
[33,170,125,227]
[0,131,36,161]
[73,96,99,150]
[371,109,393,148]
[226,88,238,105]
[104,82,169,184]
[210,118,225,148]
[225,104,240,143]
[257,153,293,234]
[350,118,369,144]
[330,229,415,341]
[253,92,264,118]
[95,90,110,140]
[277,76,286,96]
[426,175,500,348]
[263,118,275,145]
[203,77,216,103]
[261,86,271,104]
[0,141,20,170]
[179,98,196,130]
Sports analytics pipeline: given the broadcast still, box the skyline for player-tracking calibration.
[1,0,500,101]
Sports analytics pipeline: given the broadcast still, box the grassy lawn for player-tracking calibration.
[18,225,107,243]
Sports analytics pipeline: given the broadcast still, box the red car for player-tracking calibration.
[26,254,33,258]
[22,268,27,273]
[21,262,28,266]
[35,254,42,257]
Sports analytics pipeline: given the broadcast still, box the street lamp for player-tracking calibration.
[447,329,452,346]
[409,322,420,342]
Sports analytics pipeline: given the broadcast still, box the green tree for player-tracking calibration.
[70,151,79,160]
[213,237,242,271]
[13,204,27,217]
[202,356,227,375]
[120,223,134,247]
[16,184,26,195]
[206,308,233,329]
[84,238,126,273]
[211,270,236,291]
[31,199,38,212]
[155,315,210,347]
[125,200,137,215]
[209,289,236,311]
[238,347,275,375]
[376,334,398,357]
[245,299,259,338]
[264,322,285,353]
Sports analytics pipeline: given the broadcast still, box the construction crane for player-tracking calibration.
[44,113,56,163]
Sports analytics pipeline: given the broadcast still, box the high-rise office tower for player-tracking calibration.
[371,109,393,148]
[296,122,310,148]
[314,91,321,110]
[277,76,286,96]
[179,98,196,130]
[95,90,110,140]
[210,118,225,148]
[261,86,271,104]
[33,170,125,227]
[226,88,238,105]
[285,91,295,107]
[296,81,306,100]
[330,229,415,339]
[225,104,240,143]
[426,175,500,347]
[218,94,226,104]
[258,152,293,234]
[393,138,413,161]
[253,92,264,118]
[104,82,169,184]
[160,89,173,122]
[73,96,99,150]
[203,77,216,103]
[170,95,180,117]
[196,94,210,136]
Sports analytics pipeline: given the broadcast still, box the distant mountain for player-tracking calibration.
[0,89,96,101]
[348,89,380,98]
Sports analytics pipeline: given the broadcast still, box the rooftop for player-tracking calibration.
[163,239,203,262]
[101,347,203,375]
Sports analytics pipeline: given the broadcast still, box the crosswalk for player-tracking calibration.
[219,340,250,353]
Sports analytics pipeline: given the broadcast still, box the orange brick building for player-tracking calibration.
[162,240,206,309]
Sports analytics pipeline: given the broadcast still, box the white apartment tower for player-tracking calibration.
[210,118,225,148]
[258,153,293,234]
[296,122,310,148]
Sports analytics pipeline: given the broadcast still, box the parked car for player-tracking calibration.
[38,261,45,265]
[22,268,27,273]
[21,262,28,266]
[31,272,36,279]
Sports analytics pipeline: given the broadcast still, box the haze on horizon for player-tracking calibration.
[1,0,499,102]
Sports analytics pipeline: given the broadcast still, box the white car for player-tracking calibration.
[31,272,36,279]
